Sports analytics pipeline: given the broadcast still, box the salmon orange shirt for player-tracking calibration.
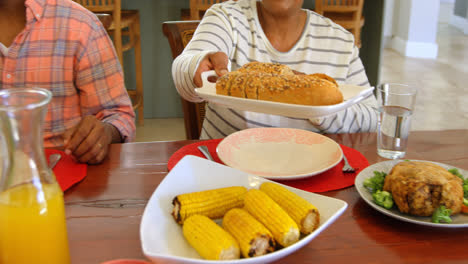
[0,0,135,147]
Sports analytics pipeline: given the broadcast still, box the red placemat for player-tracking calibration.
[45,149,87,192]
[167,139,369,193]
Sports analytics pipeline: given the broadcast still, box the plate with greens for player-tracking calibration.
[355,160,468,228]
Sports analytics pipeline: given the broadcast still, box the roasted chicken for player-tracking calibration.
[383,161,463,216]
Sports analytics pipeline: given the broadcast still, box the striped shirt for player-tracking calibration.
[0,0,135,147]
[172,0,378,139]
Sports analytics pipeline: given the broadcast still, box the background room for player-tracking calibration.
[114,0,467,142]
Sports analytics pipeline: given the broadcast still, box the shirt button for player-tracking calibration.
[6,74,12,79]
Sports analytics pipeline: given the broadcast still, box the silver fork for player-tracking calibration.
[48,153,62,169]
[197,145,215,161]
[342,154,356,173]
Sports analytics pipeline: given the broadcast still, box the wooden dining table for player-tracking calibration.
[65,129,468,264]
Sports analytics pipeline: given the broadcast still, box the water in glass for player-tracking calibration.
[377,105,412,159]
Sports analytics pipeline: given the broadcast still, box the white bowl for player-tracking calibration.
[140,155,348,264]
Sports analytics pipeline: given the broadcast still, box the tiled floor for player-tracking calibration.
[380,24,468,132]
[135,24,468,142]
[135,117,185,142]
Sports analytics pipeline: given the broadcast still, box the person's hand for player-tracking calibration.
[63,116,114,164]
[193,52,229,87]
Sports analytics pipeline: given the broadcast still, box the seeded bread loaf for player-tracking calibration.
[236,61,295,75]
[215,62,343,106]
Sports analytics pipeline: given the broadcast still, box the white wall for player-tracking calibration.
[407,0,439,43]
[394,1,412,41]
[383,0,394,47]
[439,0,455,23]
[386,0,440,58]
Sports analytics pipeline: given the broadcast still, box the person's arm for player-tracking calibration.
[172,5,235,103]
[77,22,135,142]
[64,15,135,164]
[63,116,120,164]
[310,46,378,133]
[342,45,378,132]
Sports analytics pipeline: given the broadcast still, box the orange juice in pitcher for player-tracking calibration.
[0,182,70,264]
[0,88,70,264]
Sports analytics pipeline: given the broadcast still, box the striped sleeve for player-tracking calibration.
[172,5,235,103]
[309,46,378,133]
[346,46,370,87]
[345,46,378,132]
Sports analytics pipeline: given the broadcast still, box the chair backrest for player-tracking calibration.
[74,0,117,12]
[189,0,229,20]
[315,0,363,14]
[315,0,365,47]
[162,21,205,140]
[95,13,113,29]
[74,0,123,63]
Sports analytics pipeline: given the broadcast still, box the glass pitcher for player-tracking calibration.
[0,88,70,264]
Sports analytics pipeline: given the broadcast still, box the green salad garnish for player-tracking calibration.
[363,171,393,209]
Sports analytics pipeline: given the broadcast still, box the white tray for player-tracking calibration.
[195,70,374,119]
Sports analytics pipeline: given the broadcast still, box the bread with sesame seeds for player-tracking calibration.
[236,61,295,75]
[215,62,343,106]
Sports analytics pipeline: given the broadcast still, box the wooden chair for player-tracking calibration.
[314,0,365,48]
[162,21,206,140]
[189,0,230,20]
[95,13,112,29]
[74,0,144,126]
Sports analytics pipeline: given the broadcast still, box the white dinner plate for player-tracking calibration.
[195,70,374,119]
[355,159,468,228]
[140,155,348,264]
[216,127,343,180]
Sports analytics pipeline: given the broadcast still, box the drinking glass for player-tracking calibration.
[376,83,417,159]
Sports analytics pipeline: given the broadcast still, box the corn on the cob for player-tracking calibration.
[243,189,300,247]
[260,182,320,234]
[222,208,276,258]
[183,214,240,260]
[172,186,247,224]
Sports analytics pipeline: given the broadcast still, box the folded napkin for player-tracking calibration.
[45,149,87,192]
[167,139,369,193]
